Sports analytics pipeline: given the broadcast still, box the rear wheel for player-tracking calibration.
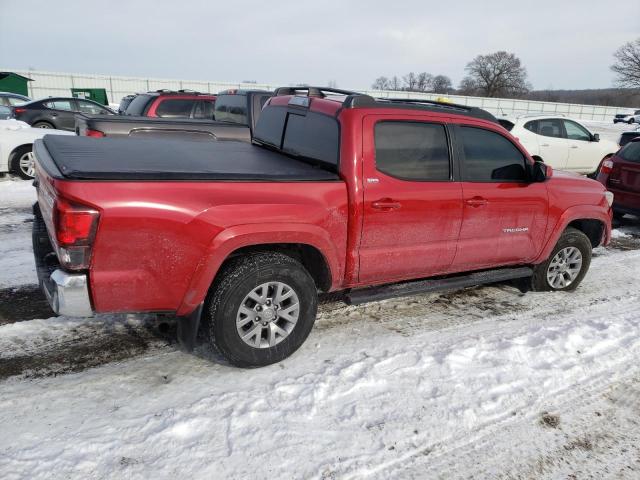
[206,252,318,367]
[531,227,592,292]
[10,146,36,179]
[32,121,53,129]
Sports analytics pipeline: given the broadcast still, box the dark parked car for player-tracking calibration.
[597,138,640,219]
[619,128,640,147]
[11,97,115,130]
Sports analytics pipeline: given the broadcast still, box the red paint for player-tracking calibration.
[596,145,640,216]
[35,96,612,317]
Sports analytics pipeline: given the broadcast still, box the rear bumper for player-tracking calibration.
[33,202,93,317]
[42,269,93,317]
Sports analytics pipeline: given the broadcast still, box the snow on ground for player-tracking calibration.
[1,180,640,479]
[0,179,37,288]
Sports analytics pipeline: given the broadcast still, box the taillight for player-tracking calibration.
[85,129,105,138]
[13,107,26,114]
[600,159,614,175]
[53,198,100,270]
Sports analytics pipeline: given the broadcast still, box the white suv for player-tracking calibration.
[498,115,618,175]
[613,110,640,124]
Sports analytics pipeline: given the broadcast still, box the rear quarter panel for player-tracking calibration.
[53,180,348,314]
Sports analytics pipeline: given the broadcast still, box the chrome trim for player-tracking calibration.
[42,269,93,317]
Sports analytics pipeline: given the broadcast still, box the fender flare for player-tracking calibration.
[533,204,611,264]
[176,223,343,316]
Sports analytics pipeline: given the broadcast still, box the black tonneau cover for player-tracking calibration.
[40,136,339,181]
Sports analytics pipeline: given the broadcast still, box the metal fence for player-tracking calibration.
[4,68,636,121]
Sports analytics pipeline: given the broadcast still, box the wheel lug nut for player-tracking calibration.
[262,322,267,326]
[255,316,260,322]
[256,305,262,311]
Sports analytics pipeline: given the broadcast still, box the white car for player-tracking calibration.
[0,119,74,179]
[613,110,640,124]
[498,115,619,175]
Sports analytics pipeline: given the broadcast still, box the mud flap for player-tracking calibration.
[176,303,203,352]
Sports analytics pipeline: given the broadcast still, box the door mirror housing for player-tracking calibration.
[531,161,552,182]
[592,133,600,142]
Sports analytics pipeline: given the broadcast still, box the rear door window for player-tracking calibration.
[155,99,195,118]
[374,121,450,181]
[77,100,110,114]
[460,126,527,182]
[536,119,564,138]
[45,100,73,111]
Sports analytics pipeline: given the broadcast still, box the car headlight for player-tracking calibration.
[604,191,614,207]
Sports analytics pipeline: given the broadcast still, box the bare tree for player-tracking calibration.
[432,75,452,94]
[611,38,640,88]
[461,51,530,97]
[402,72,418,91]
[457,77,478,96]
[371,76,391,90]
[416,72,433,92]
[389,76,402,91]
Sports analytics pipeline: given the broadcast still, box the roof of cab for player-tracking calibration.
[269,86,498,123]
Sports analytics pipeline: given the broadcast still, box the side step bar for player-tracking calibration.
[345,266,533,306]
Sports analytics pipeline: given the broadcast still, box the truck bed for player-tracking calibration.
[37,135,340,181]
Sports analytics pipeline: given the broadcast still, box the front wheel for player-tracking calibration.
[206,252,318,367]
[531,227,592,292]
[10,146,36,179]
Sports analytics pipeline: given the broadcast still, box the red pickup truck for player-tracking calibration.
[32,87,614,367]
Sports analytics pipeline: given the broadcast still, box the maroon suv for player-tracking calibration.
[597,138,640,219]
[122,90,216,119]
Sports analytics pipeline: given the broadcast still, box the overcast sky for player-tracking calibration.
[1,0,638,90]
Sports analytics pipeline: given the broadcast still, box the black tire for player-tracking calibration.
[206,252,318,367]
[9,146,35,180]
[629,119,635,125]
[32,121,54,129]
[531,227,592,292]
[613,211,625,221]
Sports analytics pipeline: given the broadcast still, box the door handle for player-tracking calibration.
[541,143,550,147]
[570,145,578,149]
[465,196,488,207]
[372,199,401,210]
[608,178,620,184]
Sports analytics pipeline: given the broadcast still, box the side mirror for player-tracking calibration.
[592,133,600,142]
[532,161,552,182]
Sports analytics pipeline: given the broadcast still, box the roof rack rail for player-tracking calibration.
[274,86,376,107]
[274,86,361,97]
[377,97,497,122]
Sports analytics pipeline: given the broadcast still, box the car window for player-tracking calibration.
[536,119,564,138]
[6,96,27,106]
[374,121,450,181]
[214,95,248,124]
[193,100,215,119]
[619,141,640,162]
[45,100,73,111]
[563,120,591,141]
[124,94,153,115]
[524,120,538,133]
[282,111,340,168]
[77,101,108,114]
[155,99,195,118]
[460,126,527,182]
